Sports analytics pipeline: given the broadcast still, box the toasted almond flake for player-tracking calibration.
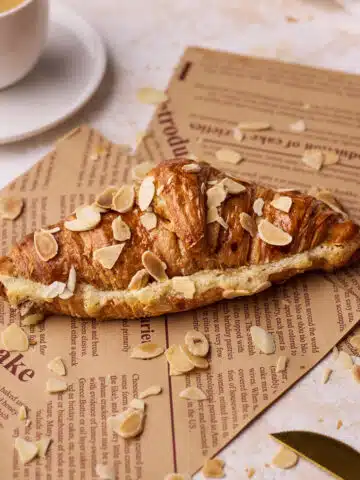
[217,215,228,230]
[272,447,298,469]
[36,437,52,458]
[165,345,195,373]
[138,385,162,399]
[179,386,207,400]
[207,206,219,224]
[302,149,323,170]
[258,219,292,246]
[47,356,66,376]
[0,196,24,220]
[129,398,145,411]
[170,365,183,376]
[139,176,155,211]
[46,378,68,393]
[332,346,339,361]
[59,288,73,300]
[181,345,209,369]
[250,326,275,354]
[157,185,165,196]
[289,119,306,133]
[321,367,332,384]
[350,335,360,352]
[22,313,44,326]
[137,87,167,105]
[185,153,198,161]
[95,186,118,209]
[18,405,27,421]
[207,185,227,208]
[43,281,66,299]
[253,198,264,216]
[202,458,225,478]
[172,277,196,299]
[247,468,256,479]
[185,330,209,357]
[14,438,38,464]
[67,265,76,293]
[336,350,353,370]
[220,177,246,194]
[315,189,347,217]
[91,204,107,214]
[142,250,168,282]
[240,212,257,237]
[136,131,146,146]
[132,161,156,181]
[112,185,135,213]
[167,175,174,185]
[131,342,164,359]
[1,324,29,352]
[323,151,339,165]
[276,356,288,373]
[96,464,114,480]
[277,188,299,193]
[270,196,292,213]
[140,212,157,231]
[201,183,206,194]
[236,121,271,131]
[182,163,201,173]
[337,419,343,430]
[223,289,249,299]
[233,127,244,142]
[215,148,242,165]
[110,408,145,438]
[164,474,191,480]
[42,226,61,234]
[207,180,218,186]
[112,216,131,241]
[128,269,149,290]
[94,244,125,270]
[64,205,101,232]
[34,230,58,262]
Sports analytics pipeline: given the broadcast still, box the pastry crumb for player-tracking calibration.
[337,419,343,430]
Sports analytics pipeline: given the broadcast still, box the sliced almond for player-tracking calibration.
[132,161,155,181]
[46,378,68,393]
[315,189,347,217]
[42,226,61,234]
[95,186,118,209]
[223,289,249,299]
[64,205,101,232]
[289,119,306,133]
[170,365,183,376]
[43,281,67,299]
[207,206,220,224]
[207,185,227,208]
[240,212,257,237]
[109,408,145,438]
[136,87,167,105]
[215,148,242,165]
[332,346,339,361]
[34,230,58,262]
[164,474,191,480]
[336,350,353,370]
[179,386,207,400]
[58,288,73,300]
[270,196,292,213]
[217,215,228,230]
[138,385,162,399]
[250,326,275,354]
[0,196,24,220]
[182,163,201,173]
[258,219,292,246]
[323,151,339,165]
[18,405,27,421]
[236,121,271,131]
[129,398,145,411]
[36,437,52,458]
[139,176,155,211]
[172,277,196,299]
[140,212,157,231]
[185,330,209,357]
[130,342,164,359]
[112,216,131,241]
[22,313,44,326]
[165,345,194,373]
[302,149,323,170]
[14,438,38,464]
[142,251,168,282]
[112,185,135,213]
[94,244,125,270]
[202,458,225,478]
[67,265,76,293]
[128,269,149,290]
[233,127,244,142]
[47,356,66,376]
[272,447,298,469]
[220,177,246,194]
[157,185,165,195]
[276,356,288,373]
[350,335,360,352]
[181,345,209,369]
[352,365,360,384]
[322,367,332,384]
[253,198,264,216]
[1,324,29,352]
[96,464,114,480]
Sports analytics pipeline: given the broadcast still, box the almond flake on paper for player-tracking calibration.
[136,87,168,105]
[215,148,242,165]
[18,405,27,421]
[46,378,68,393]
[112,185,135,213]
[323,151,339,166]
[22,313,44,326]
[350,335,360,352]
[0,196,24,220]
[236,121,271,131]
[165,344,195,373]
[47,356,66,376]
[129,398,145,411]
[289,119,306,133]
[172,277,196,299]
[258,219,292,246]
[142,250,168,282]
[140,212,157,231]
[240,212,257,237]
[1,323,29,352]
[181,345,209,369]
[179,386,207,401]
[184,330,209,357]
[352,365,360,384]
[302,149,323,170]
[14,438,38,464]
[164,474,191,480]
[270,196,292,213]
[108,409,145,439]
[233,127,244,142]
[276,356,288,373]
[138,385,162,399]
[336,350,353,370]
[202,458,225,478]
[321,367,332,384]
[250,326,275,354]
[272,446,298,469]
[96,463,114,480]
[34,230,59,262]
[337,419,343,430]
[36,437,52,458]
[130,342,164,359]
[246,468,256,479]
[132,161,155,181]
[253,198,264,216]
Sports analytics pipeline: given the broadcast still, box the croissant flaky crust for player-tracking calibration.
[0,159,359,320]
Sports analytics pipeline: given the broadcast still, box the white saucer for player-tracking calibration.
[0,1,106,144]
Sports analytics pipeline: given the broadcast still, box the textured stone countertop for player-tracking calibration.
[2,1,360,478]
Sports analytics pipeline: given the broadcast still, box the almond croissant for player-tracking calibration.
[0,159,359,320]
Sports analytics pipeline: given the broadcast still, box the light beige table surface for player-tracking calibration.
[2,1,360,478]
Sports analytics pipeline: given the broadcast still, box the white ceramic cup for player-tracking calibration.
[0,0,49,90]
